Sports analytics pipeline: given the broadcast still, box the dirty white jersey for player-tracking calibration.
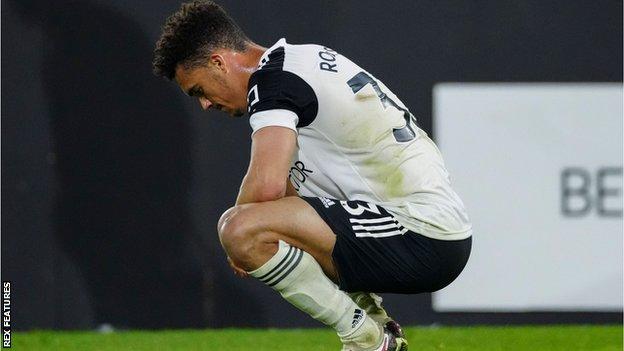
[247,38,472,240]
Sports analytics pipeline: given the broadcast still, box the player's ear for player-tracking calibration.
[209,53,227,73]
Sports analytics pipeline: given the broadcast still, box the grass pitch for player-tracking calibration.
[16,325,622,350]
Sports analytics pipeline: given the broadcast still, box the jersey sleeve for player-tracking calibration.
[247,69,318,135]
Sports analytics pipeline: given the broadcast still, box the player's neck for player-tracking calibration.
[240,42,267,75]
[218,43,266,90]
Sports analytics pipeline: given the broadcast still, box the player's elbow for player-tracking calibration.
[238,175,287,204]
[255,180,287,202]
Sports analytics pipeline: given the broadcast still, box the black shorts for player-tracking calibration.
[303,197,472,294]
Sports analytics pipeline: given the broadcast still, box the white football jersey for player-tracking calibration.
[247,38,472,240]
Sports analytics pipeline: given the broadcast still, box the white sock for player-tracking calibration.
[249,240,382,347]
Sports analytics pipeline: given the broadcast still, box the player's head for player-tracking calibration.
[153,0,254,117]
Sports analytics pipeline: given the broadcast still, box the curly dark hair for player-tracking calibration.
[152,0,250,80]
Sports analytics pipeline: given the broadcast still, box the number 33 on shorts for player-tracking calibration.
[339,200,381,216]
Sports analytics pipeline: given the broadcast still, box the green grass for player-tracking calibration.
[15,325,623,351]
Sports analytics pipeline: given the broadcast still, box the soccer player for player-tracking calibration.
[153,1,472,350]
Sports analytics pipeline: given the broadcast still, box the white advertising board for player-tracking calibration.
[432,83,623,311]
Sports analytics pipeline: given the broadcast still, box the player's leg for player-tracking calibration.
[297,196,470,347]
[217,196,338,279]
[217,197,390,350]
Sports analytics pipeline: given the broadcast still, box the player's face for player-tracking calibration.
[174,58,248,117]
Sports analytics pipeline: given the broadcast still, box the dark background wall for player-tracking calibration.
[2,0,622,330]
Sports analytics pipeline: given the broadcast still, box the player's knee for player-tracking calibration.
[217,205,256,257]
[217,206,245,247]
[217,206,238,239]
[217,205,280,269]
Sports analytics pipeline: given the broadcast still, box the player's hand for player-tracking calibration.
[227,256,249,278]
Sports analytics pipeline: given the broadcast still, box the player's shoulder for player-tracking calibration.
[255,39,287,73]
[247,39,319,126]
[249,38,304,93]
[253,38,326,77]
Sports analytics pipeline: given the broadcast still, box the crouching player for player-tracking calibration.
[153,1,472,350]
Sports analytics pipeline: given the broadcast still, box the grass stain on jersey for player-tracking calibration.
[363,154,405,198]
[344,122,375,148]
[386,170,405,198]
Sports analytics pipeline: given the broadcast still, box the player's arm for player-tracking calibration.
[229,126,295,278]
[235,126,297,205]
[237,62,316,204]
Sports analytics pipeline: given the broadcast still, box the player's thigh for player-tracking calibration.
[219,196,336,260]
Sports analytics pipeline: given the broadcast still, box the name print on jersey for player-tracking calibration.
[318,47,339,73]
[289,161,313,191]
